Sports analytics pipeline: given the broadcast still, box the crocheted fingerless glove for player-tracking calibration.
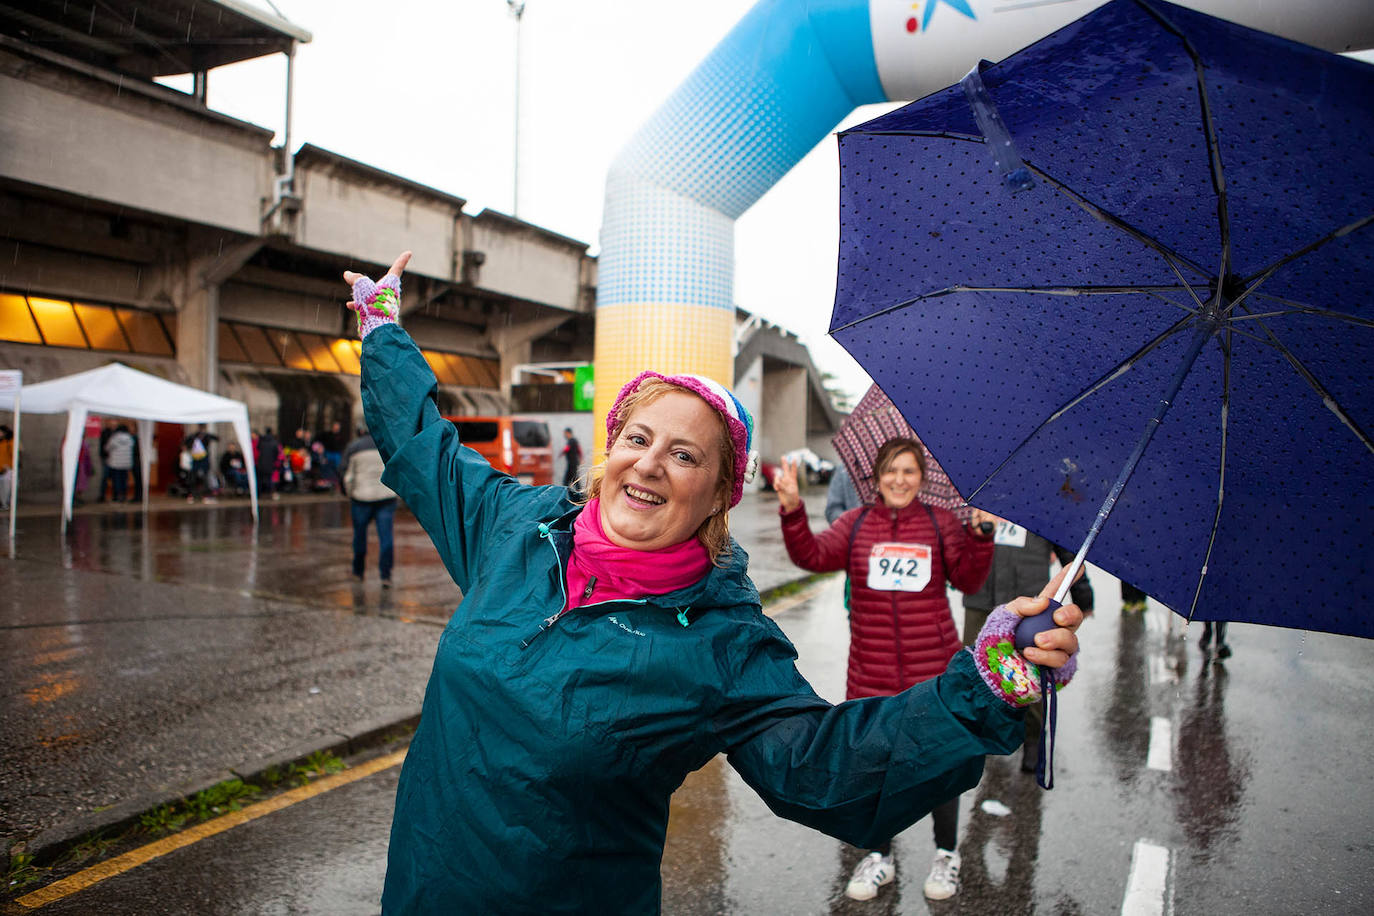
[971,606,1077,708]
[348,273,401,339]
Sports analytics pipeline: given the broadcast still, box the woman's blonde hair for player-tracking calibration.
[582,377,735,563]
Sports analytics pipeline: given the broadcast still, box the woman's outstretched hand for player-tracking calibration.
[344,250,412,292]
[773,457,802,513]
[1006,564,1083,669]
[343,251,412,338]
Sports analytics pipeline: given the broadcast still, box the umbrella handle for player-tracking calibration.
[1014,599,1063,652]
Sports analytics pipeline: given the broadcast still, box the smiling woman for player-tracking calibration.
[344,252,1084,915]
[589,373,747,557]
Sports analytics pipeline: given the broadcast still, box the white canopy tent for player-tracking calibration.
[0,363,258,529]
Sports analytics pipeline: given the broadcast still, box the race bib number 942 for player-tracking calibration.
[868,543,932,592]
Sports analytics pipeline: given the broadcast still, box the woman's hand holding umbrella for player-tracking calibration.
[1007,563,1083,670]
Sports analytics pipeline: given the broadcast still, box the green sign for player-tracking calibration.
[573,365,595,412]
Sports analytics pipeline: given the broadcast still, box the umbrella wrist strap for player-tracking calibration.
[1035,667,1058,790]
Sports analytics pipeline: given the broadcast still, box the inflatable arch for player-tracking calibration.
[593,0,1374,448]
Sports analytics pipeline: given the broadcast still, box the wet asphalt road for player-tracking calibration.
[5,494,1374,913]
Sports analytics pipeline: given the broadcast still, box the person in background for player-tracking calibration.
[343,253,1082,914]
[962,516,1083,775]
[0,424,14,510]
[1199,619,1232,659]
[1121,580,1148,613]
[825,464,861,525]
[220,442,250,496]
[97,418,117,502]
[184,423,219,503]
[104,423,136,503]
[320,420,347,479]
[341,427,398,586]
[255,428,281,501]
[129,426,143,502]
[776,438,1000,903]
[560,427,583,489]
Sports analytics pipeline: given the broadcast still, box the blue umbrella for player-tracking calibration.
[831,0,1373,640]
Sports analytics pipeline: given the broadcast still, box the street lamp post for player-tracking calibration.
[507,0,527,217]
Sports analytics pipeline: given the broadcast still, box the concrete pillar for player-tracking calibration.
[165,238,262,392]
[175,281,218,392]
[759,366,807,463]
[487,314,569,400]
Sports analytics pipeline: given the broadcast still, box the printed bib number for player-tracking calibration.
[994,520,1028,548]
[868,542,932,592]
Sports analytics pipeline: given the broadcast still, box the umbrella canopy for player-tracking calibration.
[830,0,1373,638]
[832,383,971,522]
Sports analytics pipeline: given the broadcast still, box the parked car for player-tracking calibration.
[442,415,554,486]
[759,448,836,490]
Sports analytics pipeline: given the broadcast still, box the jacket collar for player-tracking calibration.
[545,505,758,614]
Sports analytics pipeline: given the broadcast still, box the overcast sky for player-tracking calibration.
[177,0,894,403]
[191,2,1374,404]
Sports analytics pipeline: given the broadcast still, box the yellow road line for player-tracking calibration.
[16,748,407,910]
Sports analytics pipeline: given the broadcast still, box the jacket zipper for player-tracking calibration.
[890,511,906,677]
[520,524,647,649]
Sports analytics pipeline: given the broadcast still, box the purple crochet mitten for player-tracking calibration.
[971,606,1077,708]
[348,273,401,339]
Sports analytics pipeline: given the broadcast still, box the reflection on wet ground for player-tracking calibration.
[6,497,1374,913]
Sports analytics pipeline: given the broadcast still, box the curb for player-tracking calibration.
[21,709,421,870]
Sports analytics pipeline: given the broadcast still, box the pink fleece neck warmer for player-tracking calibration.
[565,498,713,611]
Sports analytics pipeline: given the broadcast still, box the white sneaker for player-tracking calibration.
[845,851,895,901]
[923,848,961,900]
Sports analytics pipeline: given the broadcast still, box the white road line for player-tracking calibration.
[1147,716,1173,772]
[1121,839,1171,916]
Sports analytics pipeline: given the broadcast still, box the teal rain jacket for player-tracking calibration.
[363,325,1024,914]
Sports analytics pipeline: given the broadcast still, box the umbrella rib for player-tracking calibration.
[1021,161,1213,282]
[830,285,1196,335]
[1244,293,1374,329]
[1237,212,1374,305]
[1042,313,1195,424]
[1188,327,1232,621]
[1136,0,1233,282]
[1242,307,1374,456]
[963,313,1195,505]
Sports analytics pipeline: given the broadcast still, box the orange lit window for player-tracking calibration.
[297,332,342,373]
[473,358,500,388]
[231,323,283,366]
[442,352,481,387]
[29,298,88,348]
[0,294,42,344]
[74,303,131,352]
[218,322,249,363]
[273,330,314,370]
[329,338,361,375]
[422,350,459,385]
[115,309,174,356]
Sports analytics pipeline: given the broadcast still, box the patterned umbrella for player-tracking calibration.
[832,384,973,522]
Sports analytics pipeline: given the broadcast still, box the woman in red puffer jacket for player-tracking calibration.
[775,436,996,904]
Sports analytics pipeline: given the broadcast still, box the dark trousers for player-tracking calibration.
[351,498,397,580]
[872,796,959,855]
[190,458,211,497]
[110,469,130,502]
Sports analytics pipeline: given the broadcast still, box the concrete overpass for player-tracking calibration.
[0,0,840,496]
